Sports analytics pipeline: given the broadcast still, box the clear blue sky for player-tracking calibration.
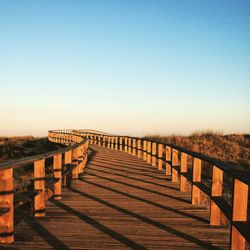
[0,0,249,136]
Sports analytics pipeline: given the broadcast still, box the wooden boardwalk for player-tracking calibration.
[3,145,230,249]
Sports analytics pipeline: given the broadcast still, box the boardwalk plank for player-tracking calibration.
[1,145,231,249]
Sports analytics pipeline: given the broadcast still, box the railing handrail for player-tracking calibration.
[70,129,250,186]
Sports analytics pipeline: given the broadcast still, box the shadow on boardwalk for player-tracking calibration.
[2,145,230,249]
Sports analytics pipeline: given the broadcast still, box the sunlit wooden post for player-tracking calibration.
[99,135,102,146]
[78,145,84,174]
[124,137,128,152]
[143,141,147,160]
[0,168,14,243]
[113,136,116,149]
[171,149,179,182]
[66,133,70,145]
[180,152,187,191]
[165,146,172,175]
[61,132,64,144]
[158,144,163,170]
[231,179,248,250]
[107,137,111,148]
[53,154,62,200]
[132,139,136,156]
[119,137,123,151]
[146,141,151,164]
[83,141,88,170]
[210,165,223,225]
[152,142,157,167]
[34,159,45,217]
[191,158,202,204]
[128,138,132,154]
[72,147,79,179]
[103,136,106,147]
[64,150,72,187]
[115,137,118,150]
[137,139,142,159]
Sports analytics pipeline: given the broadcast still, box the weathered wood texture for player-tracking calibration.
[3,145,232,250]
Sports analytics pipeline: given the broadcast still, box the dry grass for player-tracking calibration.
[0,136,65,163]
[145,131,250,170]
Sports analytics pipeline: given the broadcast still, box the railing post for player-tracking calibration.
[210,165,223,225]
[83,141,88,171]
[108,137,111,148]
[171,149,179,182]
[64,150,72,188]
[180,152,187,191]
[143,141,147,161]
[53,154,62,200]
[103,136,106,147]
[0,168,14,244]
[34,159,45,217]
[165,146,171,175]
[231,178,248,250]
[115,137,118,150]
[132,139,136,156]
[152,142,157,167]
[137,139,142,159]
[72,147,79,179]
[66,133,70,145]
[128,138,132,154]
[158,144,163,171]
[191,158,202,204]
[111,137,114,149]
[119,137,123,151]
[98,135,101,146]
[124,137,128,152]
[78,145,84,175]
[146,141,151,164]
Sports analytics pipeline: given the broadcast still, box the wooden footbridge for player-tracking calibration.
[0,130,249,249]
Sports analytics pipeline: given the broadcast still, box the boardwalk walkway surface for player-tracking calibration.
[2,145,230,249]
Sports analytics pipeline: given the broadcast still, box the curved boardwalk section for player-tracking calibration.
[4,145,230,249]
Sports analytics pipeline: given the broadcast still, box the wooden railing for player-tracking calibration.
[73,129,249,250]
[0,129,249,250]
[0,131,88,244]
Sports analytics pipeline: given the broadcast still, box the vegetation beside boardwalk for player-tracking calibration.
[145,131,250,170]
[0,136,65,163]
